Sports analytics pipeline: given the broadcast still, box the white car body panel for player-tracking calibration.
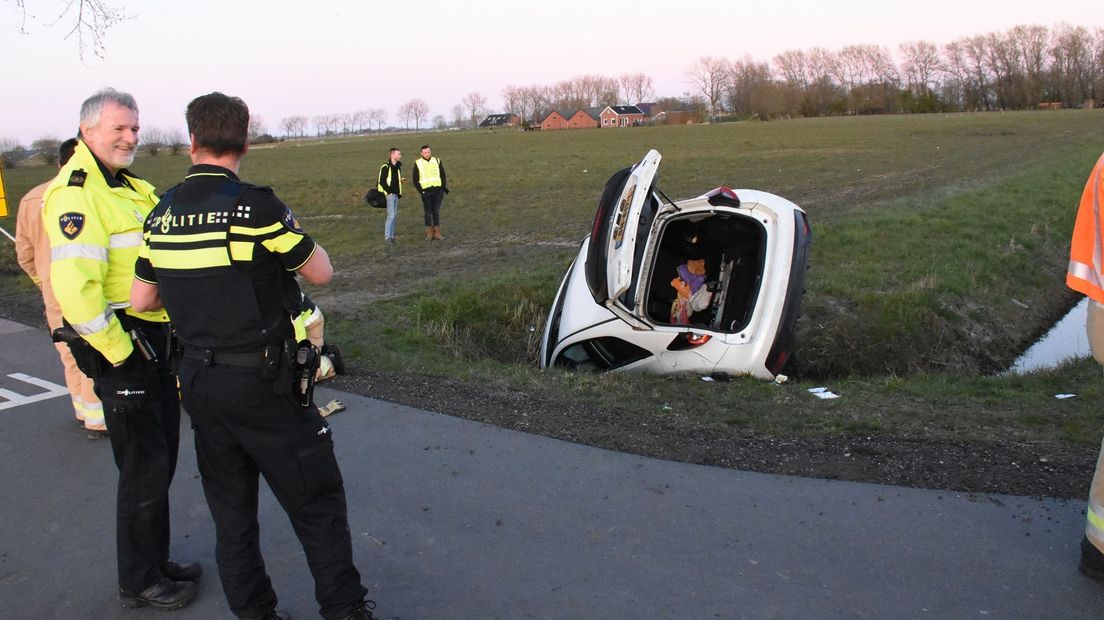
[540,151,809,379]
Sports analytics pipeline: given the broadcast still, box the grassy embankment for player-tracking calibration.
[2,110,1102,447]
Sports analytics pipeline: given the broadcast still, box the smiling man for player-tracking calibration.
[43,88,199,611]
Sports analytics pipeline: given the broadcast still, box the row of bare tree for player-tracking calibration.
[500,73,656,125]
[686,23,1104,120]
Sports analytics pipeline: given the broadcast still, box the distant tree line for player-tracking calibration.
[687,23,1104,121]
[499,73,656,125]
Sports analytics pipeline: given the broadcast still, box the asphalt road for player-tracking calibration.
[1,317,1102,619]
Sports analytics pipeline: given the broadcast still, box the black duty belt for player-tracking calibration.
[182,347,265,368]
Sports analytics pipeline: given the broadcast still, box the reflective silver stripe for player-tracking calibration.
[51,244,108,263]
[108,301,130,310]
[1069,259,1104,290]
[1091,158,1103,282]
[71,307,114,336]
[109,232,144,249]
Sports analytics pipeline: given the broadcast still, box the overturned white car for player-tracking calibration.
[539,149,811,379]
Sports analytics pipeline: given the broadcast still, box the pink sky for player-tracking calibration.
[1,0,1098,143]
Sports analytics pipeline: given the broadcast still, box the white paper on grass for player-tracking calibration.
[808,387,840,399]
[1055,393,1077,400]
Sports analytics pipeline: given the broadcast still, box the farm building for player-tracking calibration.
[600,105,645,127]
[540,108,601,131]
[479,113,521,128]
[540,109,572,131]
[567,108,601,129]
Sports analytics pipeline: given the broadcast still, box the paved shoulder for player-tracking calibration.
[2,318,1102,619]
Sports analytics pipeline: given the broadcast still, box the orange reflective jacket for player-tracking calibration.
[1067,154,1104,303]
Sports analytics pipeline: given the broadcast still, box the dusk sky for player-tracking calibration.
[1,0,1098,144]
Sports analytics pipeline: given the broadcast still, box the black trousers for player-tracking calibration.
[421,189,444,226]
[178,357,367,620]
[96,319,180,593]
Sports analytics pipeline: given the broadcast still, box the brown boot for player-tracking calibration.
[432,225,444,241]
[425,226,434,240]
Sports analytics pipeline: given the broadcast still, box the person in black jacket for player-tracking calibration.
[378,148,402,243]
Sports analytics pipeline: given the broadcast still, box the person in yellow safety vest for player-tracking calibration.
[1068,152,1104,582]
[15,137,107,437]
[43,88,199,610]
[411,144,448,241]
[378,147,402,244]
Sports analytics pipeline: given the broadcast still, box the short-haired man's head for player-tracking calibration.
[420,145,430,151]
[186,92,249,156]
[389,147,400,155]
[59,138,79,167]
[79,88,139,131]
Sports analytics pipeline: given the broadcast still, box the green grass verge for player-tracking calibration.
[3,110,1103,446]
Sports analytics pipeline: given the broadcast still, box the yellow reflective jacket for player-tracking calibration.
[414,156,443,190]
[43,140,168,364]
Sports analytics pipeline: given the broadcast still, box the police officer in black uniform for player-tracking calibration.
[131,92,374,620]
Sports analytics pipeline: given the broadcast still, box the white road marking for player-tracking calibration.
[0,373,69,411]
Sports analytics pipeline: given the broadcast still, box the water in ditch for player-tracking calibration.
[1006,298,1091,374]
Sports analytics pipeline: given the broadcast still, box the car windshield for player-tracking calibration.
[557,337,652,371]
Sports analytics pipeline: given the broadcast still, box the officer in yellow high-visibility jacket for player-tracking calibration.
[411,144,448,241]
[1069,152,1104,583]
[43,88,199,610]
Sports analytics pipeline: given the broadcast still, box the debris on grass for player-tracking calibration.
[808,387,840,400]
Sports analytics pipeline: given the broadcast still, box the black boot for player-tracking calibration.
[161,560,202,582]
[118,578,197,610]
[1081,536,1104,581]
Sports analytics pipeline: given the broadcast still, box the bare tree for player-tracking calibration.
[899,41,941,96]
[685,56,730,118]
[501,85,523,117]
[353,110,369,133]
[409,99,430,131]
[9,0,131,60]
[619,72,655,104]
[433,115,447,130]
[462,92,488,127]
[248,115,267,141]
[0,137,22,153]
[396,102,414,130]
[31,137,61,165]
[279,117,295,138]
[141,127,165,156]
[451,104,465,128]
[369,108,388,132]
[166,129,186,155]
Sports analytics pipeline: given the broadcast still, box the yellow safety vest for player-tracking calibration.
[378,163,402,196]
[43,140,167,364]
[415,156,442,189]
[1068,153,1104,304]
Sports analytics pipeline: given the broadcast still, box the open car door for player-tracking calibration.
[584,149,662,328]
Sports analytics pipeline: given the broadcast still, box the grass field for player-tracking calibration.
[3,110,1103,449]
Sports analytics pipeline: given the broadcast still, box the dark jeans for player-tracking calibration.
[421,189,444,226]
[178,357,367,620]
[96,319,180,593]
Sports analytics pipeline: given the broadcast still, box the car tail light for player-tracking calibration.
[667,332,712,351]
[705,187,741,208]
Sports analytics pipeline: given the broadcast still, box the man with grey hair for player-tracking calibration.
[43,88,199,610]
